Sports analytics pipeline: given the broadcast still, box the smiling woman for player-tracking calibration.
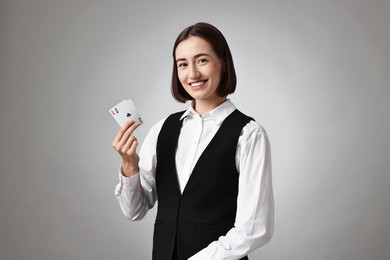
[112,22,274,260]
[175,36,225,115]
[171,22,237,104]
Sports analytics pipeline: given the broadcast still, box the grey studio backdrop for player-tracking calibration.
[1,0,389,260]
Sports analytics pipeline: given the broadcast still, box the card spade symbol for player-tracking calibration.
[127,113,132,118]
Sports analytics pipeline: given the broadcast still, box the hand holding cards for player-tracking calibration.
[109,99,143,127]
[111,99,141,177]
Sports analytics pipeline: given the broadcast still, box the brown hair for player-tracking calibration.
[171,22,237,103]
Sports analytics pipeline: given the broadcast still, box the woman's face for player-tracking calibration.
[175,36,224,103]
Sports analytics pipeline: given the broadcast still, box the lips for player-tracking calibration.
[189,80,208,88]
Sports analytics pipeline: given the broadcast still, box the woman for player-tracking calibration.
[113,22,274,260]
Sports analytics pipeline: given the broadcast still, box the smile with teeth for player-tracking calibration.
[189,80,208,88]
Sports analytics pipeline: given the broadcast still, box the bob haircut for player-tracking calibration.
[171,22,237,103]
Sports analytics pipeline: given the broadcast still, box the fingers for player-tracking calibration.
[113,121,138,145]
[120,139,140,177]
[112,121,140,150]
[126,138,138,156]
[121,135,138,154]
[121,122,140,146]
[112,121,140,177]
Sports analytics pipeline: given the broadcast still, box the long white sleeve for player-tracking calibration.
[114,119,165,221]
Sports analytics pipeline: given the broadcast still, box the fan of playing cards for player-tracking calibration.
[109,99,143,127]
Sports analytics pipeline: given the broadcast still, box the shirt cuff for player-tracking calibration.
[115,166,141,196]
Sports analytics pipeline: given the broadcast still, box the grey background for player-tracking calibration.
[1,0,389,259]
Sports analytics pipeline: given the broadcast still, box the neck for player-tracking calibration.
[193,97,227,116]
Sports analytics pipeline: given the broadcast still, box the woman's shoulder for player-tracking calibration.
[240,117,269,141]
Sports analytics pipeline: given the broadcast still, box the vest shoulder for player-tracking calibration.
[234,109,254,121]
[233,110,270,137]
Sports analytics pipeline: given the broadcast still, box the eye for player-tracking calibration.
[198,59,208,65]
[178,62,188,69]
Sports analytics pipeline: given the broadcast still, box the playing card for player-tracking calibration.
[109,99,143,127]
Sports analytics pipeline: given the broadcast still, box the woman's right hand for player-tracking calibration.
[112,121,140,177]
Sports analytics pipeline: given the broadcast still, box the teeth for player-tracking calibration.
[190,81,205,87]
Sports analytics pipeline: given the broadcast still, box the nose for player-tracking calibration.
[189,64,200,79]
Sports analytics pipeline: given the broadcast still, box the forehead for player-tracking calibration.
[175,36,216,59]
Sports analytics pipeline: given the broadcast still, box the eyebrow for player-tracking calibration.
[176,53,210,63]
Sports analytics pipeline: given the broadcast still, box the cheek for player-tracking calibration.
[211,67,223,85]
[177,71,187,86]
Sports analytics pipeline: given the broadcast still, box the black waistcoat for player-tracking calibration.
[153,109,252,260]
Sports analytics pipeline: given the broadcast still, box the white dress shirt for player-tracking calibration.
[115,99,274,259]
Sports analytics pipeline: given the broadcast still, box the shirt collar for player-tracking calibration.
[180,99,236,126]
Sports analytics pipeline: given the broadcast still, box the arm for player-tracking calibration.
[113,119,165,221]
[189,121,274,259]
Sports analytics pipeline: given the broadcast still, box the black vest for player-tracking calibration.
[153,109,252,260]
